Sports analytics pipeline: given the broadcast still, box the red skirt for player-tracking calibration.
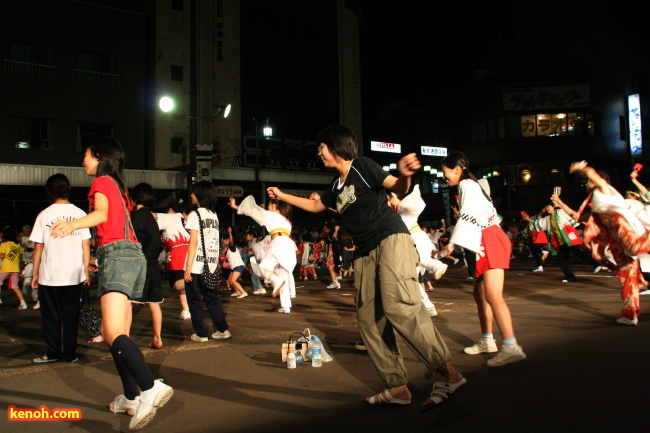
[475,225,511,278]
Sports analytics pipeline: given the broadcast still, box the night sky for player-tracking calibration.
[240,1,647,149]
[240,1,516,145]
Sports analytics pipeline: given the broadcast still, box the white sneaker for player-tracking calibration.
[110,394,139,416]
[303,276,308,281]
[190,334,208,342]
[433,263,448,280]
[616,316,638,326]
[237,292,248,299]
[18,301,28,310]
[487,345,527,367]
[278,307,290,314]
[427,305,438,316]
[463,338,498,355]
[326,281,340,290]
[33,301,40,309]
[129,379,173,430]
[212,330,232,339]
[312,275,318,280]
[178,310,191,320]
[253,288,267,295]
[594,266,602,273]
[532,266,543,272]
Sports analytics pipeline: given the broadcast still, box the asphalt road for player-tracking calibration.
[1,254,649,433]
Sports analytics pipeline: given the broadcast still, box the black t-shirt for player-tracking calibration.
[131,207,161,268]
[320,157,408,257]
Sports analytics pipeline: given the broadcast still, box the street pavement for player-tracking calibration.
[1,255,649,433]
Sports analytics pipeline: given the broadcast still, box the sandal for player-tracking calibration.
[34,355,59,363]
[422,377,466,407]
[365,389,411,405]
[148,342,163,349]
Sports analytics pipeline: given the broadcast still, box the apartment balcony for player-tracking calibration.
[73,68,120,86]
[4,59,57,78]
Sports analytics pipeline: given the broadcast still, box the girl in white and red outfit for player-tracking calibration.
[156,195,192,320]
[388,185,448,316]
[567,161,650,325]
[229,196,296,313]
[441,151,526,367]
[50,138,172,430]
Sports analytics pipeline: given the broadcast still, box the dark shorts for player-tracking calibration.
[167,269,185,288]
[230,265,245,274]
[96,239,147,299]
[134,276,163,303]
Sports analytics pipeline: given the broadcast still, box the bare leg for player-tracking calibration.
[148,303,162,346]
[482,269,514,340]
[473,276,494,335]
[229,271,245,294]
[173,279,189,311]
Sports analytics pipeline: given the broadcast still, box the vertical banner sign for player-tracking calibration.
[196,144,213,181]
[629,94,643,157]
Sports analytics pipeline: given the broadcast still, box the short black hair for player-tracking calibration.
[130,183,156,208]
[316,124,358,161]
[45,173,71,202]
[2,226,18,243]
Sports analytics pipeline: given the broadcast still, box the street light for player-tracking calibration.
[263,118,272,137]
[158,97,233,187]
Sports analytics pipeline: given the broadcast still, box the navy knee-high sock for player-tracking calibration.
[110,335,155,396]
[109,341,139,400]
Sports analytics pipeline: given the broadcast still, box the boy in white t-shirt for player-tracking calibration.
[30,173,91,363]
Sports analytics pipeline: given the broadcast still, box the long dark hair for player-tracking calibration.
[441,151,478,182]
[88,138,128,200]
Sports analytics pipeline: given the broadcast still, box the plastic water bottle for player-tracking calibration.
[287,348,296,369]
[311,336,322,367]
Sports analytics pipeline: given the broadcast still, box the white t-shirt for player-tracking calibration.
[30,203,91,286]
[185,208,220,274]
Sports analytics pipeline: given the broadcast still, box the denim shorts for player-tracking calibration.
[96,239,147,300]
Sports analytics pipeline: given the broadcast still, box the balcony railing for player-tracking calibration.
[4,59,57,78]
[73,69,120,86]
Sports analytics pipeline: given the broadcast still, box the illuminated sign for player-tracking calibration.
[216,185,244,197]
[370,141,401,153]
[629,94,642,157]
[421,146,447,157]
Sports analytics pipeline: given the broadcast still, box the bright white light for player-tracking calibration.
[159,96,174,113]
[389,163,397,170]
[223,104,231,118]
[383,166,390,171]
[263,125,272,137]
[424,165,431,171]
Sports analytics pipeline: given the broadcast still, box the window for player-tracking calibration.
[76,52,115,74]
[519,112,597,137]
[8,117,52,150]
[74,52,118,86]
[5,41,56,78]
[76,122,115,152]
[8,41,54,65]
[171,137,183,154]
